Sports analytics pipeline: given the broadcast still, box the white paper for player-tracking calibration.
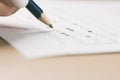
[0,0,120,59]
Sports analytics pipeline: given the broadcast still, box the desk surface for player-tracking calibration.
[0,37,120,80]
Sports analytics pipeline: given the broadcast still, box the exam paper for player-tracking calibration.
[0,1,120,59]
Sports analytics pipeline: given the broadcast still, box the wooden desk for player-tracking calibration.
[0,37,120,80]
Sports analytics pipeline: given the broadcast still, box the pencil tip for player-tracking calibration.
[49,25,53,28]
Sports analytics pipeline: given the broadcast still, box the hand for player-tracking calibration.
[0,0,18,16]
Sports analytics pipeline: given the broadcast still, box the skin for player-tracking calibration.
[0,0,18,16]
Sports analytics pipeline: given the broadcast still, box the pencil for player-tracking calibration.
[26,0,53,28]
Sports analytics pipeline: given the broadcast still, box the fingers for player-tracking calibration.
[0,0,18,16]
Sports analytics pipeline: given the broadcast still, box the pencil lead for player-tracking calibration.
[49,24,53,28]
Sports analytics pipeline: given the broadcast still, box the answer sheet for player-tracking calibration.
[0,0,120,58]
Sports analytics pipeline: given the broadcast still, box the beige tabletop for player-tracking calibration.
[0,37,120,80]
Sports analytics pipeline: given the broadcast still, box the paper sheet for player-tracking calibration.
[0,0,120,59]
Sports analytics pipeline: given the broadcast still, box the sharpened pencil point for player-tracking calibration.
[26,0,53,29]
